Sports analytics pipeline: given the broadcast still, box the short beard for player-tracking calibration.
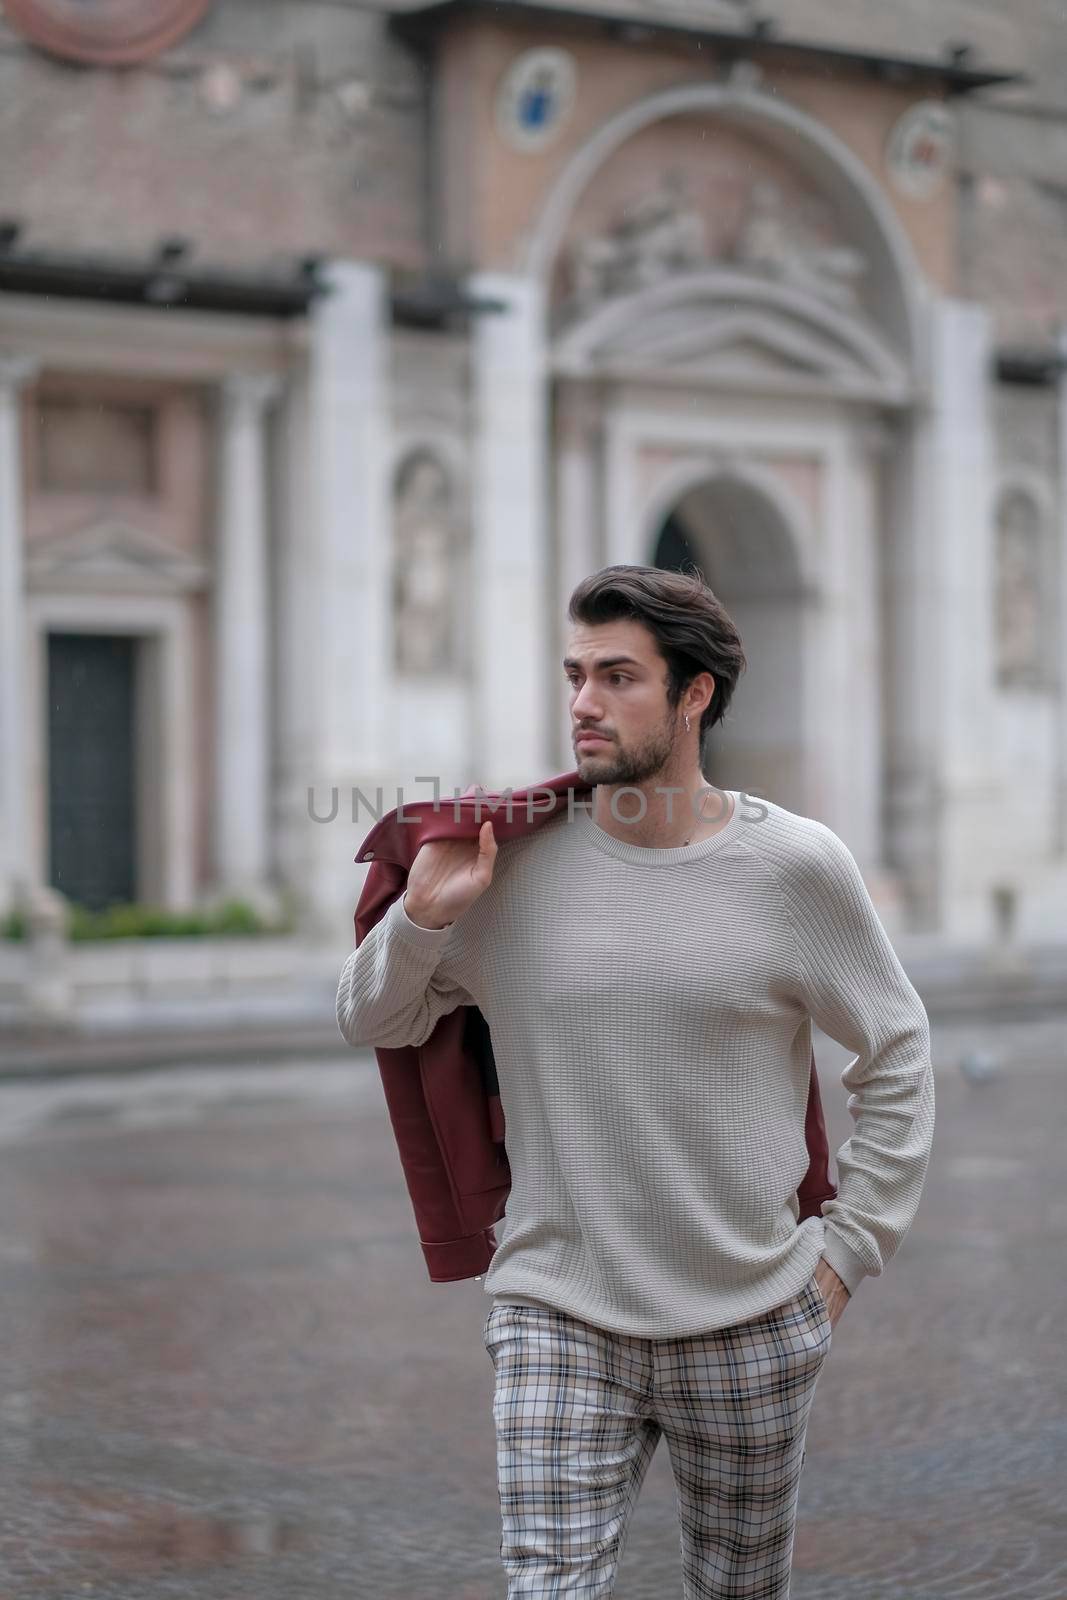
[578,705,684,787]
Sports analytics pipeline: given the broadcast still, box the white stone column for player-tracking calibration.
[886,298,995,937]
[214,372,279,904]
[303,262,392,939]
[805,435,857,841]
[554,380,603,769]
[271,366,312,907]
[933,301,998,942]
[0,356,37,914]
[468,272,552,786]
[840,418,905,934]
[840,420,891,871]
[307,263,391,779]
[1055,327,1067,857]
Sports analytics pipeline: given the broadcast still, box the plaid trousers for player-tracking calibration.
[482,1274,832,1599]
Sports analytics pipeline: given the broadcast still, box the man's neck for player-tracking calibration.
[590,777,734,850]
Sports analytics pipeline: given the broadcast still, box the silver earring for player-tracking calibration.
[685,714,690,732]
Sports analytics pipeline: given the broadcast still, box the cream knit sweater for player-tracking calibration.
[336,791,935,1338]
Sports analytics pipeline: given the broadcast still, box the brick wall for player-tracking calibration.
[0,0,428,273]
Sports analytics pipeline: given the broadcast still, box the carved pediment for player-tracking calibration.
[552,271,909,402]
[25,521,209,595]
[698,335,817,378]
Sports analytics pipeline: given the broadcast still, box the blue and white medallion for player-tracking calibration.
[497,48,578,153]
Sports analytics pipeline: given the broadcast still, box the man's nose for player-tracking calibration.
[571,682,602,719]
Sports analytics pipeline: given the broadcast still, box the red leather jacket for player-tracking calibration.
[350,769,837,1283]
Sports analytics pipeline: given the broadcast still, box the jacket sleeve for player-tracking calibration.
[778,824,936,1297]
[336,893,477,1050]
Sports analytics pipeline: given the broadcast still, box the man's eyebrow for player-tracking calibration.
[562,656,644,672]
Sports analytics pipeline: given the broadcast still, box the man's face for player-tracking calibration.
[563,618,693,784]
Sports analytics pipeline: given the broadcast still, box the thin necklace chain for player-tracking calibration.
[683,785,723,846]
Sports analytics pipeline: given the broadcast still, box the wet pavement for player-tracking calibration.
[0,1014,1065,1599]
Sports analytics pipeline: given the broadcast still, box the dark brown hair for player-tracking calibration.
[567,564,746,763]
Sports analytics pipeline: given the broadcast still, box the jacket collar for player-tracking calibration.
[354,768,594,868]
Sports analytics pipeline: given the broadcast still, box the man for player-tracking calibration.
[336,563,935,1598]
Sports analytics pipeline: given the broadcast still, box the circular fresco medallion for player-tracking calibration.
[4,0,213,66]
[496,47,577,153]
[886,100,956,202]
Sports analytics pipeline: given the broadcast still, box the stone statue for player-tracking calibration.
[392,452,460,677]
[567,170,866,314]
[569,170,708,309]
[733,179,867,307]
[995,489,1043,688]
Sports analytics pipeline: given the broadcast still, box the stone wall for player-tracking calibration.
[0,0,428,272]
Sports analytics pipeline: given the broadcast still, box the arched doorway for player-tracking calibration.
[543,81,913,868]
[652,473,807,813]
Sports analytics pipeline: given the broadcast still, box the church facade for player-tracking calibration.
[0,0,1065,963]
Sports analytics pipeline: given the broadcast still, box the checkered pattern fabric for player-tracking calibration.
[482,1274,833,1597]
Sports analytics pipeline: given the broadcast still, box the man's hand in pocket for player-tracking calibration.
[814,1259,850,1330]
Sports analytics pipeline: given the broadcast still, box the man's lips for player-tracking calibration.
[575,733,611,746]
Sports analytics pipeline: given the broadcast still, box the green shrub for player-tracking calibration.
[65,898,294,942]
[3,895,297,942]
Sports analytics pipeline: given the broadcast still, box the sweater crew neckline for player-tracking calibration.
[574,788,746,866]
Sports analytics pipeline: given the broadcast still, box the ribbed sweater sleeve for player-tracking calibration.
[756,822,936,1296]
[336,893,476,1050]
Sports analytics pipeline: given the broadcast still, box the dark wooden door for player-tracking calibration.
[47,632,137,911]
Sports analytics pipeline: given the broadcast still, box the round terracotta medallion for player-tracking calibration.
[4,0,213,65]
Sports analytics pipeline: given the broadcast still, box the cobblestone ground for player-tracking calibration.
[0,1011,1064,1600]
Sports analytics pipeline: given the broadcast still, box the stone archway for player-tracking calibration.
[527,79,925,371]
[542,78,915,876]
[487,74,992,932]
[651,470,809,814]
